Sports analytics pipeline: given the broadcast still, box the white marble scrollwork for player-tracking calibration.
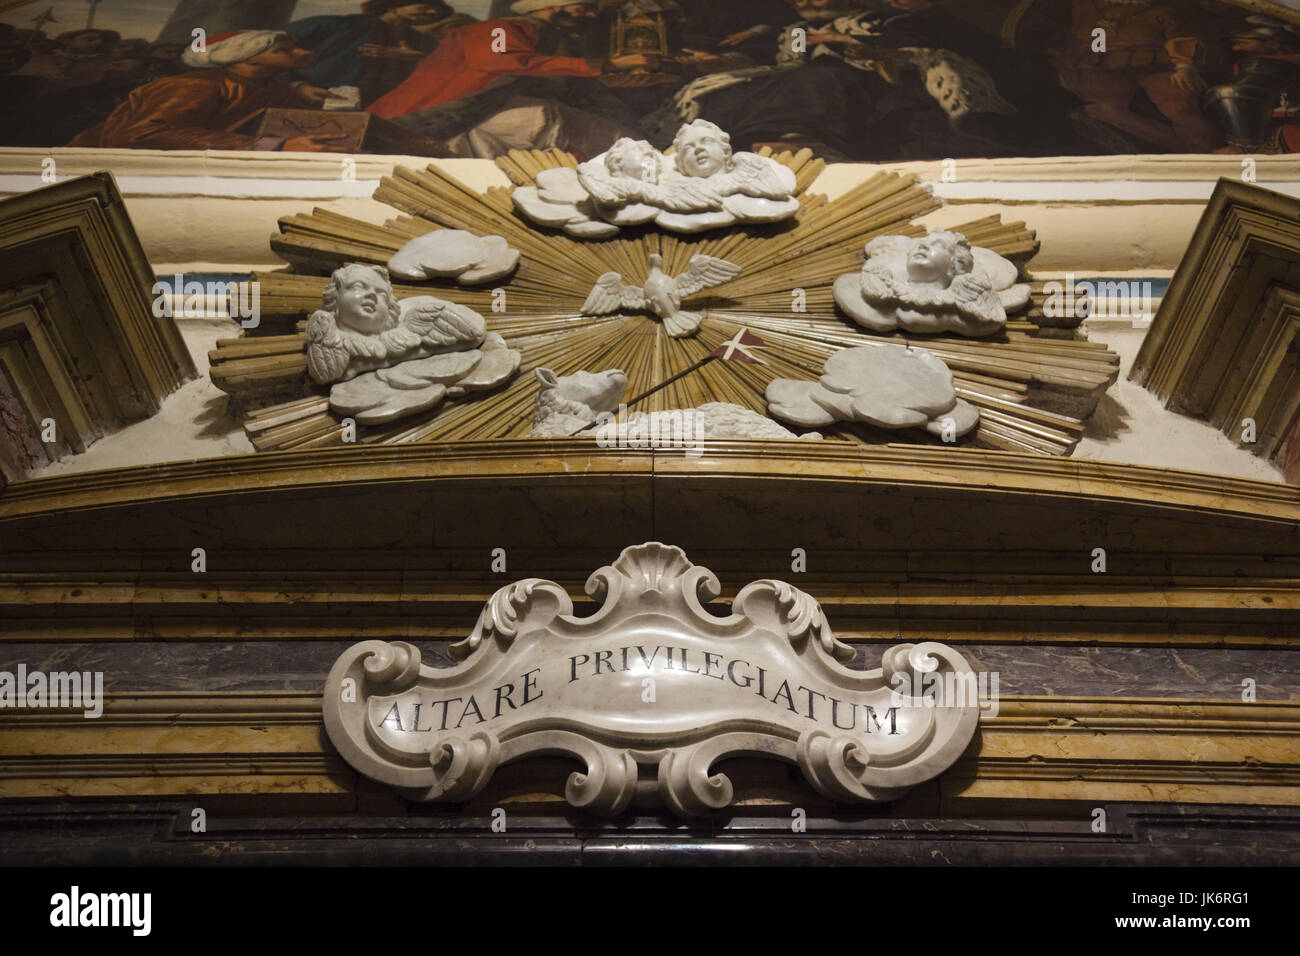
[322,543,983,816]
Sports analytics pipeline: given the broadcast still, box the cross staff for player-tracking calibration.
[625,327,770,407]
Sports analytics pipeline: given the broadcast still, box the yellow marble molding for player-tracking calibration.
[1,444,1298,647]
[0,172,195,483]
[952,697,1300,806]
[0,576,1295,647]
[0,692,1295,807]
[0,284,92,470]
[3,441,1298,521]
[0,693,347,800]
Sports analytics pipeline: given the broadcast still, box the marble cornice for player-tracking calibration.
[2,441,1298,526]
[2,693,1296,806]
[3,444,1296,648]
[10,691,1286,732]
[1132,180,1300,481]
[7,691,1286,730]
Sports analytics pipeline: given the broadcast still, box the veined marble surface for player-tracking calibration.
[4,641,1296,700]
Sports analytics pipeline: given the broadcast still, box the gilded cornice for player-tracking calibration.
[2,692,1296,806]
[3,442,1298,526]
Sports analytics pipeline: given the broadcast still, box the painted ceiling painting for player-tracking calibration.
[0,0,1296,159]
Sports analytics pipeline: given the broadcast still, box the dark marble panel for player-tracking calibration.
[0,641,1296,699]
[1,801,1296,866]
[946,644,1300,701]
[0,640,460,693]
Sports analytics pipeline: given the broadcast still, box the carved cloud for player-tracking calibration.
[766,344,979,439]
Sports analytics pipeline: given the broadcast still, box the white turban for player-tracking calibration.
[510,0,595,14]
[181,29,287,69]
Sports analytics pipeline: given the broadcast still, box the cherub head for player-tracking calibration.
[906,230,974,287]
[605,138,662,183]
[673,120,733,178]
[323,263,401,336]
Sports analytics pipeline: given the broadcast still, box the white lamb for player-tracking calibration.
[531,367,821,441]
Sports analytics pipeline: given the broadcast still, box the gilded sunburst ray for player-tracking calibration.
[211,147,1118,455]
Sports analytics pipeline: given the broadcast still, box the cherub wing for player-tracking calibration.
[950,272,994,304]
[950,272,1006,321]
[654,177,724,212]
[859,261,902,302]
[401,296,485,348]
[727,153,797,199]
[305,309,349,384]
[583,273,647,314]
[306,309,340,348]
[578,170,629,205]
[673,255,742,298]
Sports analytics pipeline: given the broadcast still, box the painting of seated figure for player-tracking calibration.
[4,0,1290,161]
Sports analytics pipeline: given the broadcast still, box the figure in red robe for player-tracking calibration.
[368,0,653,159]
[69,30,346,151]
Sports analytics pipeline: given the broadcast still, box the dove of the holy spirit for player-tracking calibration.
[581,253,742,338]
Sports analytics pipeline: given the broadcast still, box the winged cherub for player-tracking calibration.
[581,252,742,338]
[648,120,802,231]
[833,231,1008,338]
[303,262,521,426]
[306,263,486,385]
[511,120,800,237]
[578,137,718,216]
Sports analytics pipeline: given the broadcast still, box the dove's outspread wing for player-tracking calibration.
[673,255,742,298]
[583,272,648,314]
